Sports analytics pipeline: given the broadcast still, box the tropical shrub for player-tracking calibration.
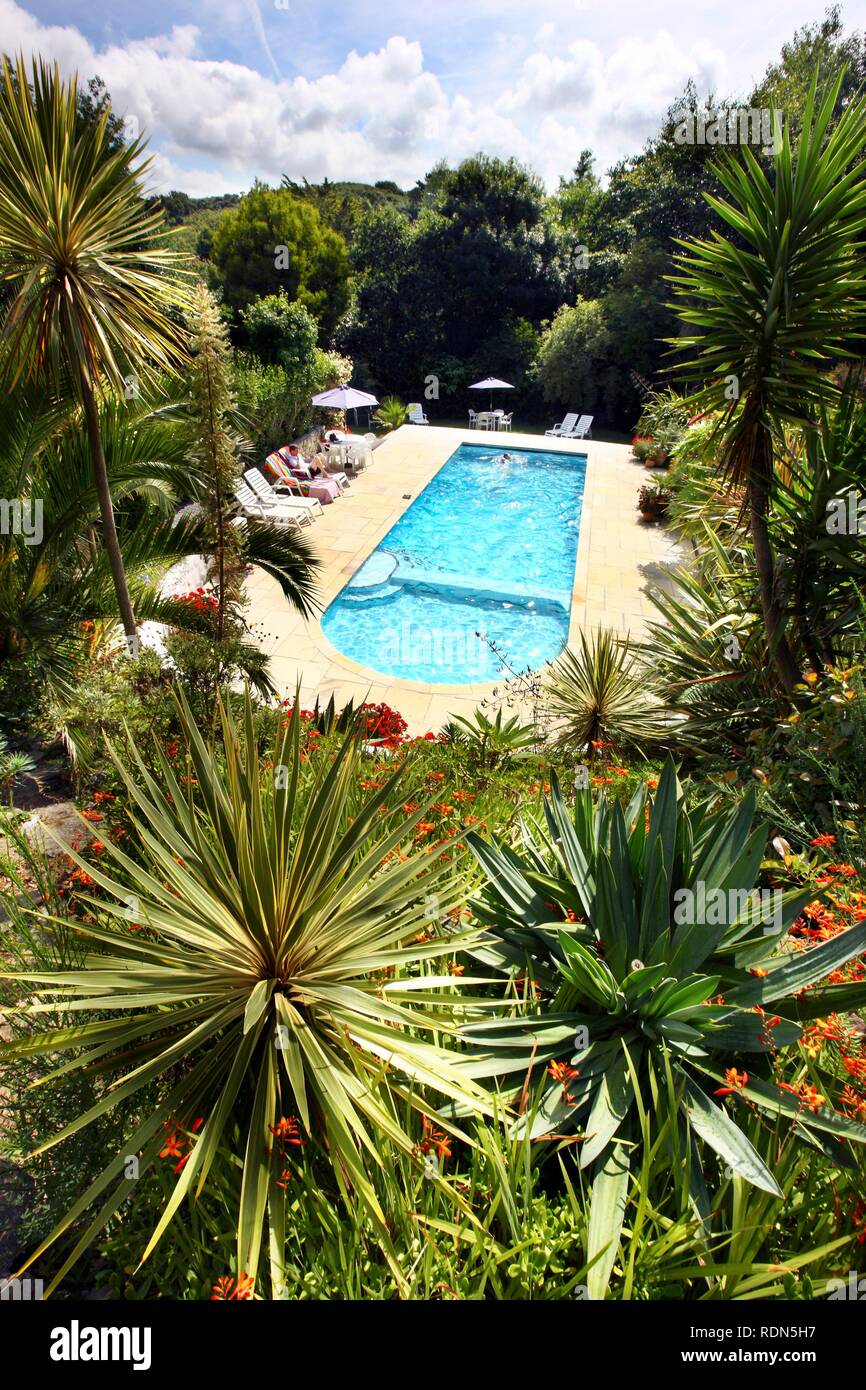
[447,708,538,769]
[645,530,784,764]
[373,397,410,431]
[463,758,866,1297]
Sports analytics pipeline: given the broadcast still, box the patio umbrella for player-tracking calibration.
[312,385,379,431]
[469,376,514,411]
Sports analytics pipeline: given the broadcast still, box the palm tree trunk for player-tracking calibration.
[748,473,802,693]
[80,371,137,640]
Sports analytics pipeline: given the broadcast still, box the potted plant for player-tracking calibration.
[637,482,670,522]
[631,435,654,462]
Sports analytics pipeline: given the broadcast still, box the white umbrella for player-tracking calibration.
[313,385,379,433]
[311,386,379,411]
[469,376,514,411]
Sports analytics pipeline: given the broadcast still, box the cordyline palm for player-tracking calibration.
[668,73,866,692]
[0,54,190,640]
[0,691,490,1296]
[544,628,669,758]
[463,758,866,1298]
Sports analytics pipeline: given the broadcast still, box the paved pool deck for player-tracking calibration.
[244,425,683,733]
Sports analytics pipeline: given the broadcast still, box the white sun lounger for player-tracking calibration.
[243,471,323,520]
[234,485,307,530]
[545,412,578,437]
[235,480,318,527]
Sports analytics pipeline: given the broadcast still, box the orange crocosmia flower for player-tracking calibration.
[714,1068,748,1097]
[420,1116,453,1161]
[160,1132,185,1160]
[548,1061,580,1084]
[778,1080,824,1112]
[92,791,115,802]
[269,1116,306,1146]
[211,1272,254,1301]
[749,967,769,977]
[402,802,419,815]
[415,821,436,836]
[810,833,836,848]
[81,809,103,822]
[646,777,659,790]
[448,961,465,976]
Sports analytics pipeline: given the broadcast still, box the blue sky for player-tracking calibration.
[5,0,865,193]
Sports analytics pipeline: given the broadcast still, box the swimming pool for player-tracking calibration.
[321,443,586,684]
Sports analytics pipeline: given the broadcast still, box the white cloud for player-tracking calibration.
[0,0,732,192]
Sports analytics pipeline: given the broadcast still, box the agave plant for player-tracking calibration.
[0,689,490,1296]
[464,758,866,1298]
[544,628,669,757]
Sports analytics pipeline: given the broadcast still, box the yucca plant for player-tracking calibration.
[463,757,866,1297]
[544,628,669,757]
[0,689,491,1297]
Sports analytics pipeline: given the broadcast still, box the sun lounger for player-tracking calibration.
[234,482,308,530]
[545,412,578,437]
[243,469,325,519]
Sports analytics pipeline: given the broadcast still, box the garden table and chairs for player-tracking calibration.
[472,409,513,431]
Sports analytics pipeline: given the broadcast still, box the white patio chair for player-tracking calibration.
[568,415,594,439]
[545,412,578,437]
[407,404,429,425]
[499,413,513,432]
[468,409,478,429]
[329,442,368,473]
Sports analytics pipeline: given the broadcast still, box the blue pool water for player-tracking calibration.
[321,443,586,684]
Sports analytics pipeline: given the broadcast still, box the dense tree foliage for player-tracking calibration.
[208,183,351,342]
